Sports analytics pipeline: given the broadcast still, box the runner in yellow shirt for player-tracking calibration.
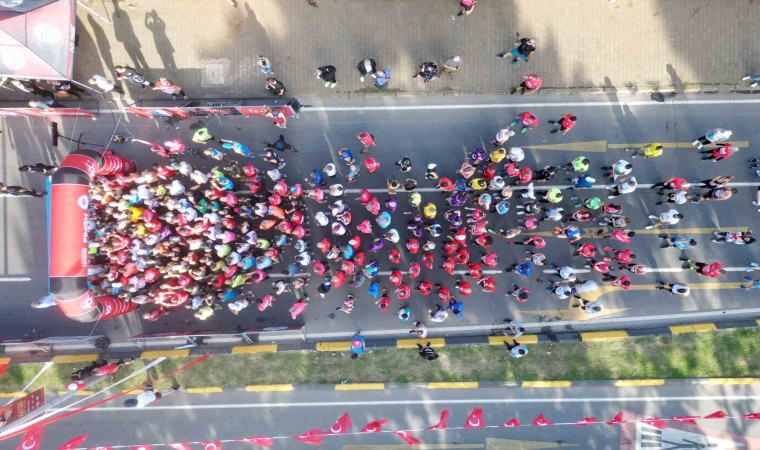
[626,142,663,158]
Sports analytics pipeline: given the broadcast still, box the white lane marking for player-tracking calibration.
[541,267,751,274]
[269,269,502,279]
[60,394,760,412]
[306,99,760,112]
[0,277,32,282]
[342,182,760,194]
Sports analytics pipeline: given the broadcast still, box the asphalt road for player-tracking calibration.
[20,383,760,449]
[0,93,758,343]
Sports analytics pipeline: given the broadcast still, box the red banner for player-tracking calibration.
[49,183,89,278]
[0,108,95,118]
[1,389,45,426]
[124,105,296,119]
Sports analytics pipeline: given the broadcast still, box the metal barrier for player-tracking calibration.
[0,335,109,353]
[128,326,305,350]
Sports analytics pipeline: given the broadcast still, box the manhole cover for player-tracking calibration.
[202,60,227,86]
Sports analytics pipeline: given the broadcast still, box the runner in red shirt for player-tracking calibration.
[509,111,539,133]
[686,260,725,278]
[510,73,543,95]
[549,114,577,135]
[92,357,135,377]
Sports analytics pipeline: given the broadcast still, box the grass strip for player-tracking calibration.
[0,329,757,392]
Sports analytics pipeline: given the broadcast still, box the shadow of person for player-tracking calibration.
[111,0,149,70]
[86,15,115,74]
[666,63,684,89]
[144,10,176,72]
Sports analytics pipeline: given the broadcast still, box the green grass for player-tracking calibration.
[1,329,758,392]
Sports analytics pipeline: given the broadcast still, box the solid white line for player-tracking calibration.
[0,277,32,282]
[541,267,751,274]
[62,394,760,412]
[342,181,760,194]
[269,269,503,279]
[306,99,760,112]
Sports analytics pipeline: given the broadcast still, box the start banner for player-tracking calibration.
[124,104,296,119]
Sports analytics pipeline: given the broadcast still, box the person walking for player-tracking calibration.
[504,320,525,338]
[692,128,732,150]
[19,163,56,174]
[683,259,725,278]
[510,73,542,95]
[317,65,337,88]
[701,143,739,162]
[357,58,377,82]
[413,62,439,82]
[549,114,577,135]
[742,74,760,88]
[88,74,124,95]
[626,142,663,159]
[409,321,428,338]
[509,111,539,133]
[503,339,528,358]
[357,131,376,153]
[152,77,187,100]
[655,282,691,297]
[0,182,45,197]
[257,55,274,74]
[374,69,391,89]
[457,0,478,16]
[498,33,536,64]
[123,385,180,408]
[50,80,85,98]
[265,77,286,98]
[114,65,151,89]
[442,56,462,78]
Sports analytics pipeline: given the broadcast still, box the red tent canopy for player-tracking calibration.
[0,0,75,80]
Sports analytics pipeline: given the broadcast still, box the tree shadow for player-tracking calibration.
[86,15,115,75]
[111,0,149,70]
[144,10,177,72]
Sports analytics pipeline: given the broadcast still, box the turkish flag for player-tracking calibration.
[743,412,760,420]
[200,442,222,450]
[17,425,45,450]
[89,447,113,450]
[463,407,486,428]
[704,410,728,419]
[672,415,700,425]
[59,435,88,450]
[427,409,450,430]
[574,417,598,426]
[292,429,325,446]
[642,417,667,429]
[237,436,273,447]
[501,418,520,427]
[326,413,352,434]
[393,431,421,446]
[166,445,191,450]
[360,420,388,433]
[130,446,152,450]
[532,414,553,426]
[605,412,626,425]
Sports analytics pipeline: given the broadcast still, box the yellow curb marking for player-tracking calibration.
[335,383,385,391]
[57,390,94,396]
[315,341,352,352]
[581,330,629,341]
[705,378,760,385]
[186,387,223,394]
[231,344,278,354]
[670,323,717,334]
[488,335,538,345]
[397,337,446,349]
[0,357,11,365]
[614,379,666,387]
[51,354,99,363]
[141,349,190,358]
[246,384,293,392]
[607,140,749,149]
[522,381,573,388]
[428,382,478,389]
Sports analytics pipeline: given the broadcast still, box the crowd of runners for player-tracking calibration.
[61,111,756,360]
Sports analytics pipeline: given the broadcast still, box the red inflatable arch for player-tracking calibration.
[49,149,139,322]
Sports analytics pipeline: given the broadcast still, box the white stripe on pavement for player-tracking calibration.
[0,277,32,282]
[63,394,760,412]
[306,98,760,112]
[541,267,751,274]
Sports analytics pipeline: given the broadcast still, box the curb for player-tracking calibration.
[2,377,755,397]
[2,320,758,367]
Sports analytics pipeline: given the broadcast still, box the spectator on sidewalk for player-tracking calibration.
[88,74,124,95]
[458,0,478,16]
[357,58,377,82]
[266,77,286,98]
[257,55,274,74]
[442,56,461,79]
[123,385,180,408]
[114,65,152,89]
[510,73,542,95]
[317,65,337,88]
[152,77,187,100]
[0,182,45,197]
[498,33,536,64]
[413,62,438,83]
[50,80,85,98]
[375,69,391,89]
[503,339,528,358]
[504,320,525,338]
[7,79,54,97]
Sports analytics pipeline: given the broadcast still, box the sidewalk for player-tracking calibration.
[67,0,758,102]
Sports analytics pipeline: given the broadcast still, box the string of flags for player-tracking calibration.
[18,408,760,449]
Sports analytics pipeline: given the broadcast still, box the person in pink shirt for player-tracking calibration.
[510,73,542,95]
[152,77,187,100]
